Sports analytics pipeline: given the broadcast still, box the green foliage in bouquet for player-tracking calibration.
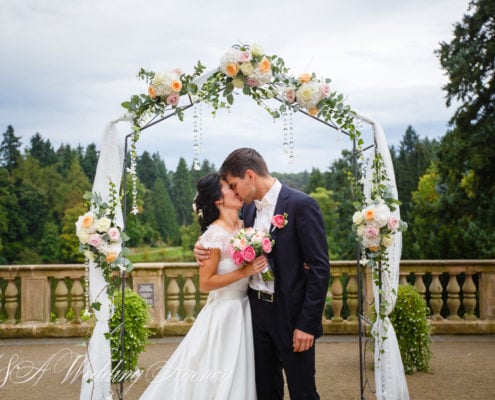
[109,289,151,383]
[390,284,432,374]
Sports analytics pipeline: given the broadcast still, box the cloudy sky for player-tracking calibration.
[0,0,469,172]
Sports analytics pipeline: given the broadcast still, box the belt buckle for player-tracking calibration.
[258,291,274,303]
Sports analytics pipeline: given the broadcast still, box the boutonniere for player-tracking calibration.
[271,213,288,230]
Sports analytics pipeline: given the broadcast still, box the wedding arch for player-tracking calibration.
[77,43,409,400]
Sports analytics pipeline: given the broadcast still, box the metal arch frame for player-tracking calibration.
[115,93,376,400]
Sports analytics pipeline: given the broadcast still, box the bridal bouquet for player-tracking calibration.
[229,227,275,281]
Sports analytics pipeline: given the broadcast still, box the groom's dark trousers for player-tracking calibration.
[244,185,330,400]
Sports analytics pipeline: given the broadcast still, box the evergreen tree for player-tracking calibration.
[152,152,172,192]
[309,187,341,259]
[56,143,78,177]
[150,179,180,244]
[433,0,495,257]
[39,221,61,263]
[80,143,99,183]
[391,126,440,218]
[325,150,358,259]
[0,169,16,263]
[137,151,157,189]
[305,168,325,193]
[171,158,194,226]
[0,125,22,172]
[27,133,57,167]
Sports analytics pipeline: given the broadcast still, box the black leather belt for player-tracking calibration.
[248,288,274,303]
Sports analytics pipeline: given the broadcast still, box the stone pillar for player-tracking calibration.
[132,268,166,327]
[21,276,50,323]
[479,271,495,320]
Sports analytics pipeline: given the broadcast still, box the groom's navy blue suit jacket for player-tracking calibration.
[242,184,330,339]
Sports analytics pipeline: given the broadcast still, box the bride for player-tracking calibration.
[140,173,266,400]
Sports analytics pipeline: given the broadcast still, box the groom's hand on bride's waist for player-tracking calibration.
[194,240,210,267]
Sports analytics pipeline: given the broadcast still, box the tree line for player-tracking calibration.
[0,0,493,264]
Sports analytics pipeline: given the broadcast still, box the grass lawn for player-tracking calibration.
[128,246,194,263]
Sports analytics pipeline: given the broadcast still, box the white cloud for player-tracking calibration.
[0,0,469,171]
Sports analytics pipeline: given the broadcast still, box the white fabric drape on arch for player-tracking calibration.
[80,114,131,400]
[357,114,409,400]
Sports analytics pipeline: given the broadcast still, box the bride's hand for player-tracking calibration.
[194,240,210,266]
[244,255,268,276]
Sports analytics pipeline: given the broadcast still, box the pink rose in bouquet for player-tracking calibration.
[229,227,275,281]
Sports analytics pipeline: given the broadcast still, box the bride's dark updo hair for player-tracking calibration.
[193,173,223,233]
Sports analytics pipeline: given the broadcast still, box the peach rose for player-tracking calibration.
[148,86,157,99]
[106,252,117,263]
[81,214,94,229]
[259,58,271,73]
[171,79,182,92]
[225,62,239,77]
[363,208,375,221]
[299,73,312,83]
[308,107,319,116]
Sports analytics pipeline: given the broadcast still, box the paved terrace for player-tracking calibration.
[0,335,494,400]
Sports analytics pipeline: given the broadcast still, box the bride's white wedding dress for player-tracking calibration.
[140,224,257,400]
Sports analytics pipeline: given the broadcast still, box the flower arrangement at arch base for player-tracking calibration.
[352,154,407,318]
[75,180,133,316]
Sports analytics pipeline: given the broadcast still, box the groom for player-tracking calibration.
[197,148,330,399]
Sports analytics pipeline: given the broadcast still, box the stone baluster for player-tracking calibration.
[167,275,180,322]
[54,279,69,323]
[346,275,358,321]
[71,278,84,323]
[462,272,478,320]
[0,286,3,318]
[414,273,427,301]
[183,274,196,322]
[330,274,343,322]
[4,279,18,324]
[200,291,208,309]
[399,273,408,286]
[446,273,461,320]
[429,273,443,320]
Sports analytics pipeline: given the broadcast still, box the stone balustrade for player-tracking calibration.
[0,260,494,338]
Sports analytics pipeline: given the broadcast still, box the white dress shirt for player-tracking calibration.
[250,179,282,293]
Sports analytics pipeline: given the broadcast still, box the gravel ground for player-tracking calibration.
[0,335,494,399]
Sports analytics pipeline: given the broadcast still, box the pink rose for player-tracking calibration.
[387,216,400,230]
[320,84,330,97]
[272,214,287,229]
[246,77,259,87]
[87,233,102,247]
[166,93,179,106]
[107,227,120,241]
[242,246,256,262]
[284,89,296,103]
[261,237,272,253]
[364,224,379,238]
[232,250,244,266]
[239,51,252,63]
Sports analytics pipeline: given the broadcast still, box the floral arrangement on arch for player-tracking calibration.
[120,43,361,214]
[76,180,133,312]
[352,154,407,269]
